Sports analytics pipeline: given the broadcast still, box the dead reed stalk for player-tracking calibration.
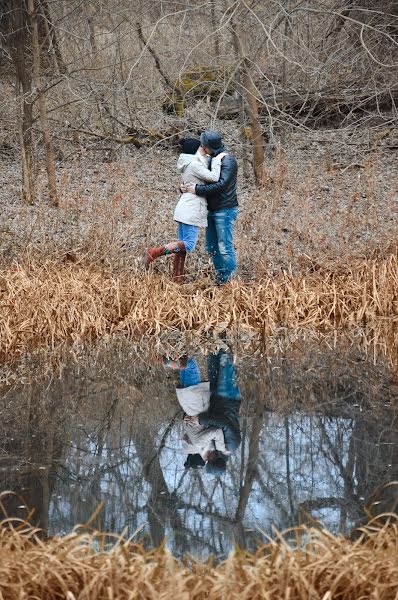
[1,254,398,361]
[0,516,397,599]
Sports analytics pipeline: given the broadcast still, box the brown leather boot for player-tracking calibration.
[146,241,186,270]
[172,251,186,283]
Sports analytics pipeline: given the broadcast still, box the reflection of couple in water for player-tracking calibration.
[165,349,241,476]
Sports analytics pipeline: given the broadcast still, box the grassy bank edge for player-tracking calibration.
[1,253,398,361]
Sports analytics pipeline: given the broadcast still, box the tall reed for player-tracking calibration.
[0,516,397,599]
[1,253,398,361]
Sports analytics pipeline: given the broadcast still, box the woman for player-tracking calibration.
[145,138,225,282]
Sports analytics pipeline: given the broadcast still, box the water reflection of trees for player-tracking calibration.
[0,342,397,558]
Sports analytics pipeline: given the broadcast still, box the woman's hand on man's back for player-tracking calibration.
[180,182,196,194]
[184,414,199,426]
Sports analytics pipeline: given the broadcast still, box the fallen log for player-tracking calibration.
[217,87,398,126]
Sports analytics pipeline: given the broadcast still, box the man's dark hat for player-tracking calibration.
[200,130,225,156]
[205,452,228,477]
[200,130,223,150]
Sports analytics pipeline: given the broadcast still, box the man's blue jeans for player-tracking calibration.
[205,207,238,284]
[208,350,241,401]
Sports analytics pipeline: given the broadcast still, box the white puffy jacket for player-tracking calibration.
[176,381,210,416]
[181,423,227,456]
[176,381,226,455]
[173,150,226,228]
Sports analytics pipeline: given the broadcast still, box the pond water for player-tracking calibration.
[0,338,397,560]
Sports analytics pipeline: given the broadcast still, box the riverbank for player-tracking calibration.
[1,252,398,362]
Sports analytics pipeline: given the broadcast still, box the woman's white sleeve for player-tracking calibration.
[190,159,222,182]
[214,429,227,453]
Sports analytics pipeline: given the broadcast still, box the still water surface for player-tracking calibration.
[1,340,397,559]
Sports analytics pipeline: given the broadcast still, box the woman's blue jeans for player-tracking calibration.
[177,222,199,253]
[205,207,238,284]
[180,357,201,388]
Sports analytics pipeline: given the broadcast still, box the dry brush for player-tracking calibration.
[0,516,397,599]
[1,252,398,361]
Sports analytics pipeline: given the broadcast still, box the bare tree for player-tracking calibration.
[27,0,58,206]
[1,0,35,202]
[1,0,398,203]
[232,16,265,183]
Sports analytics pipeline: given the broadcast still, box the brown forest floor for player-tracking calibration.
[1,127,398,280]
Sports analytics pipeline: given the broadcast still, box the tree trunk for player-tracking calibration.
[88,18,97,53]
[28,0,58,206]
[242,70,265,184]
[9,0,35,203]
[232,22,265,185]
[137,21,184,116]
[211,3,221,58]
[231,26,250,179]
[16,79,35,204]
[40,0,67,73]
[235,408,265,523]
[280,12,289,147]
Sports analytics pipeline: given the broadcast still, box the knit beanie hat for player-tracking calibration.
[180,138,201,155]
[200,130,223,151]
[184,454,206,469]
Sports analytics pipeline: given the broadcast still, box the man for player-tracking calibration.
[183,130,238,285]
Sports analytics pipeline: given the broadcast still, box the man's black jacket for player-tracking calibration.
[198,395,241,452]
[195,154,238,211]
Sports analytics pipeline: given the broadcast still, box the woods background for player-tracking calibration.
[0,1,397,277]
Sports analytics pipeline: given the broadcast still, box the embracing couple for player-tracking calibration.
[146,130,238,285]
[162,349,241,477]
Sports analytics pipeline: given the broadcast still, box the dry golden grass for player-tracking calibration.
[1,253,398,361]
[0,516,397,599]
